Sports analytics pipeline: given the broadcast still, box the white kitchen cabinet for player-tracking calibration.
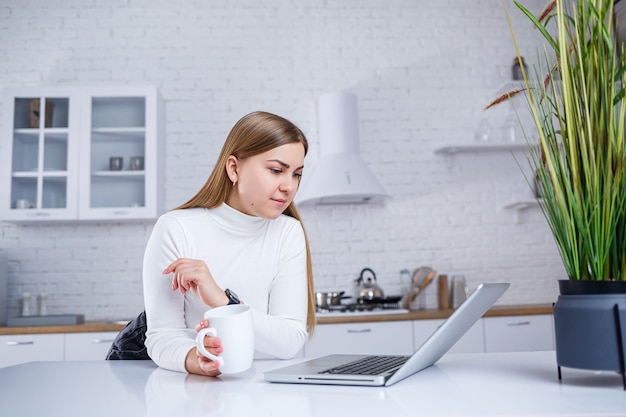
[64,332,118,361]
[0,85,163,222]
[305,321,414,358]
[483,314,554,352]
[0,333,64,367]
[413,319,485,354]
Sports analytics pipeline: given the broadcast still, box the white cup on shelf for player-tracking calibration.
[15,199,32,209]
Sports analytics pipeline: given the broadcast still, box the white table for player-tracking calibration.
[0,351,624,417]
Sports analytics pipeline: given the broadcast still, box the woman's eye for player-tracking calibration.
[293,172,302,180]
[270,168,282,174]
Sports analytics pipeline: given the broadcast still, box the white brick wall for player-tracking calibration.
[0,0,565,321]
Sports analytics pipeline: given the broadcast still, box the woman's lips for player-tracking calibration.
[272,198,286,206]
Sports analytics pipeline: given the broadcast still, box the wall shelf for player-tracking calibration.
[434,143,534,168]
[503,199,542,223]
[434,139,543,224]
[502,200,539,211]
[434,143,530,155]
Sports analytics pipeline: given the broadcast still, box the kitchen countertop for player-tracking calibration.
[0,304,553,334]
[0,321,129,335]
[0,351,624,416]
[316,303,553,324]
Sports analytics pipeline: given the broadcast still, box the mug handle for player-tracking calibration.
[195,327,225,367]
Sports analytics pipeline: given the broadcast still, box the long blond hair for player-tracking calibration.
[175,111,316,334]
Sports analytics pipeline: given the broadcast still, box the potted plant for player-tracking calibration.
[487,0,626,388]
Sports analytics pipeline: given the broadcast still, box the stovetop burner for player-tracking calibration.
[316,300,407,315]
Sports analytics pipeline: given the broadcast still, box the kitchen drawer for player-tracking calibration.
[484,314,554,352]
[413,319,485,354]
[64,332,118,361]
[0,333,64,367]
[305,321,413,357]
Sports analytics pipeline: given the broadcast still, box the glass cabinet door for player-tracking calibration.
[79,89,156,220]
[2,94,78,220]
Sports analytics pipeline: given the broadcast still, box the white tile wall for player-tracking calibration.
[0,0,565,321]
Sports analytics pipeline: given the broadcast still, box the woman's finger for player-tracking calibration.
[194,319,209,332]
[201,336,223,355]
[196,352,221,374]
[163,258,195,274]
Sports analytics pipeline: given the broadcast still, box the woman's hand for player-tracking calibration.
[164,258,228,307]
[185,319,223,376]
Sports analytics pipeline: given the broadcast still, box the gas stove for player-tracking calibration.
[316,308,410,317]
[315,299,408,316]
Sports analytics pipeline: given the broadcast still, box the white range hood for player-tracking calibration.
[296,91,390,206]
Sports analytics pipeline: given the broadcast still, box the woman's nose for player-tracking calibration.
[280,177,298,193]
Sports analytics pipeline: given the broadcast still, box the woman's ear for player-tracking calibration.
[225,155,239,184]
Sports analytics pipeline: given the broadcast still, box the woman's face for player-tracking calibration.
[226,142,305,219]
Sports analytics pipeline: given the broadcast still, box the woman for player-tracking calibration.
[143,111,315,376]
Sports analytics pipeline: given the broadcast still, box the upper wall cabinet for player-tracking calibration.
[0,86,164,222]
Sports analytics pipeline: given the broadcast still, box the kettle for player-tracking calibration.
[354,267,384,302]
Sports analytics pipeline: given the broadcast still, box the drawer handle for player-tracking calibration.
[507,321,531,327]
[347,329,372,334]
[27,212,51,217]
[92,339,115,344]
[6,341,35,345]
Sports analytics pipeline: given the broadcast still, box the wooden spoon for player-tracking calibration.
[407,268,437,309]
[411,267,431,288]
[403,267,427,308]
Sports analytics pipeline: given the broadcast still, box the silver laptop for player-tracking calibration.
[264,282,509,387]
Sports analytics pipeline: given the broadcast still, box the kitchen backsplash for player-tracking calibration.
[0,0,564,322]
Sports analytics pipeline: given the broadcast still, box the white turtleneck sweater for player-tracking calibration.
[143,203,308,373]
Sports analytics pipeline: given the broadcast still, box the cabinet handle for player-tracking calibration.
[346,329,372,334]
[27,212,51,217]
[506,321,531,327]
[6,341,35,345]
[91,339,115,344]
[111,210,131,215]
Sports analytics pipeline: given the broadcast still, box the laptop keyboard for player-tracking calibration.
[319,355,410,376]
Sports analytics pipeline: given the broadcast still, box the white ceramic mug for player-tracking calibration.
[195,304,254,374]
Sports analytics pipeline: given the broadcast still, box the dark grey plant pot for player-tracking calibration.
[553,280,626,389]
